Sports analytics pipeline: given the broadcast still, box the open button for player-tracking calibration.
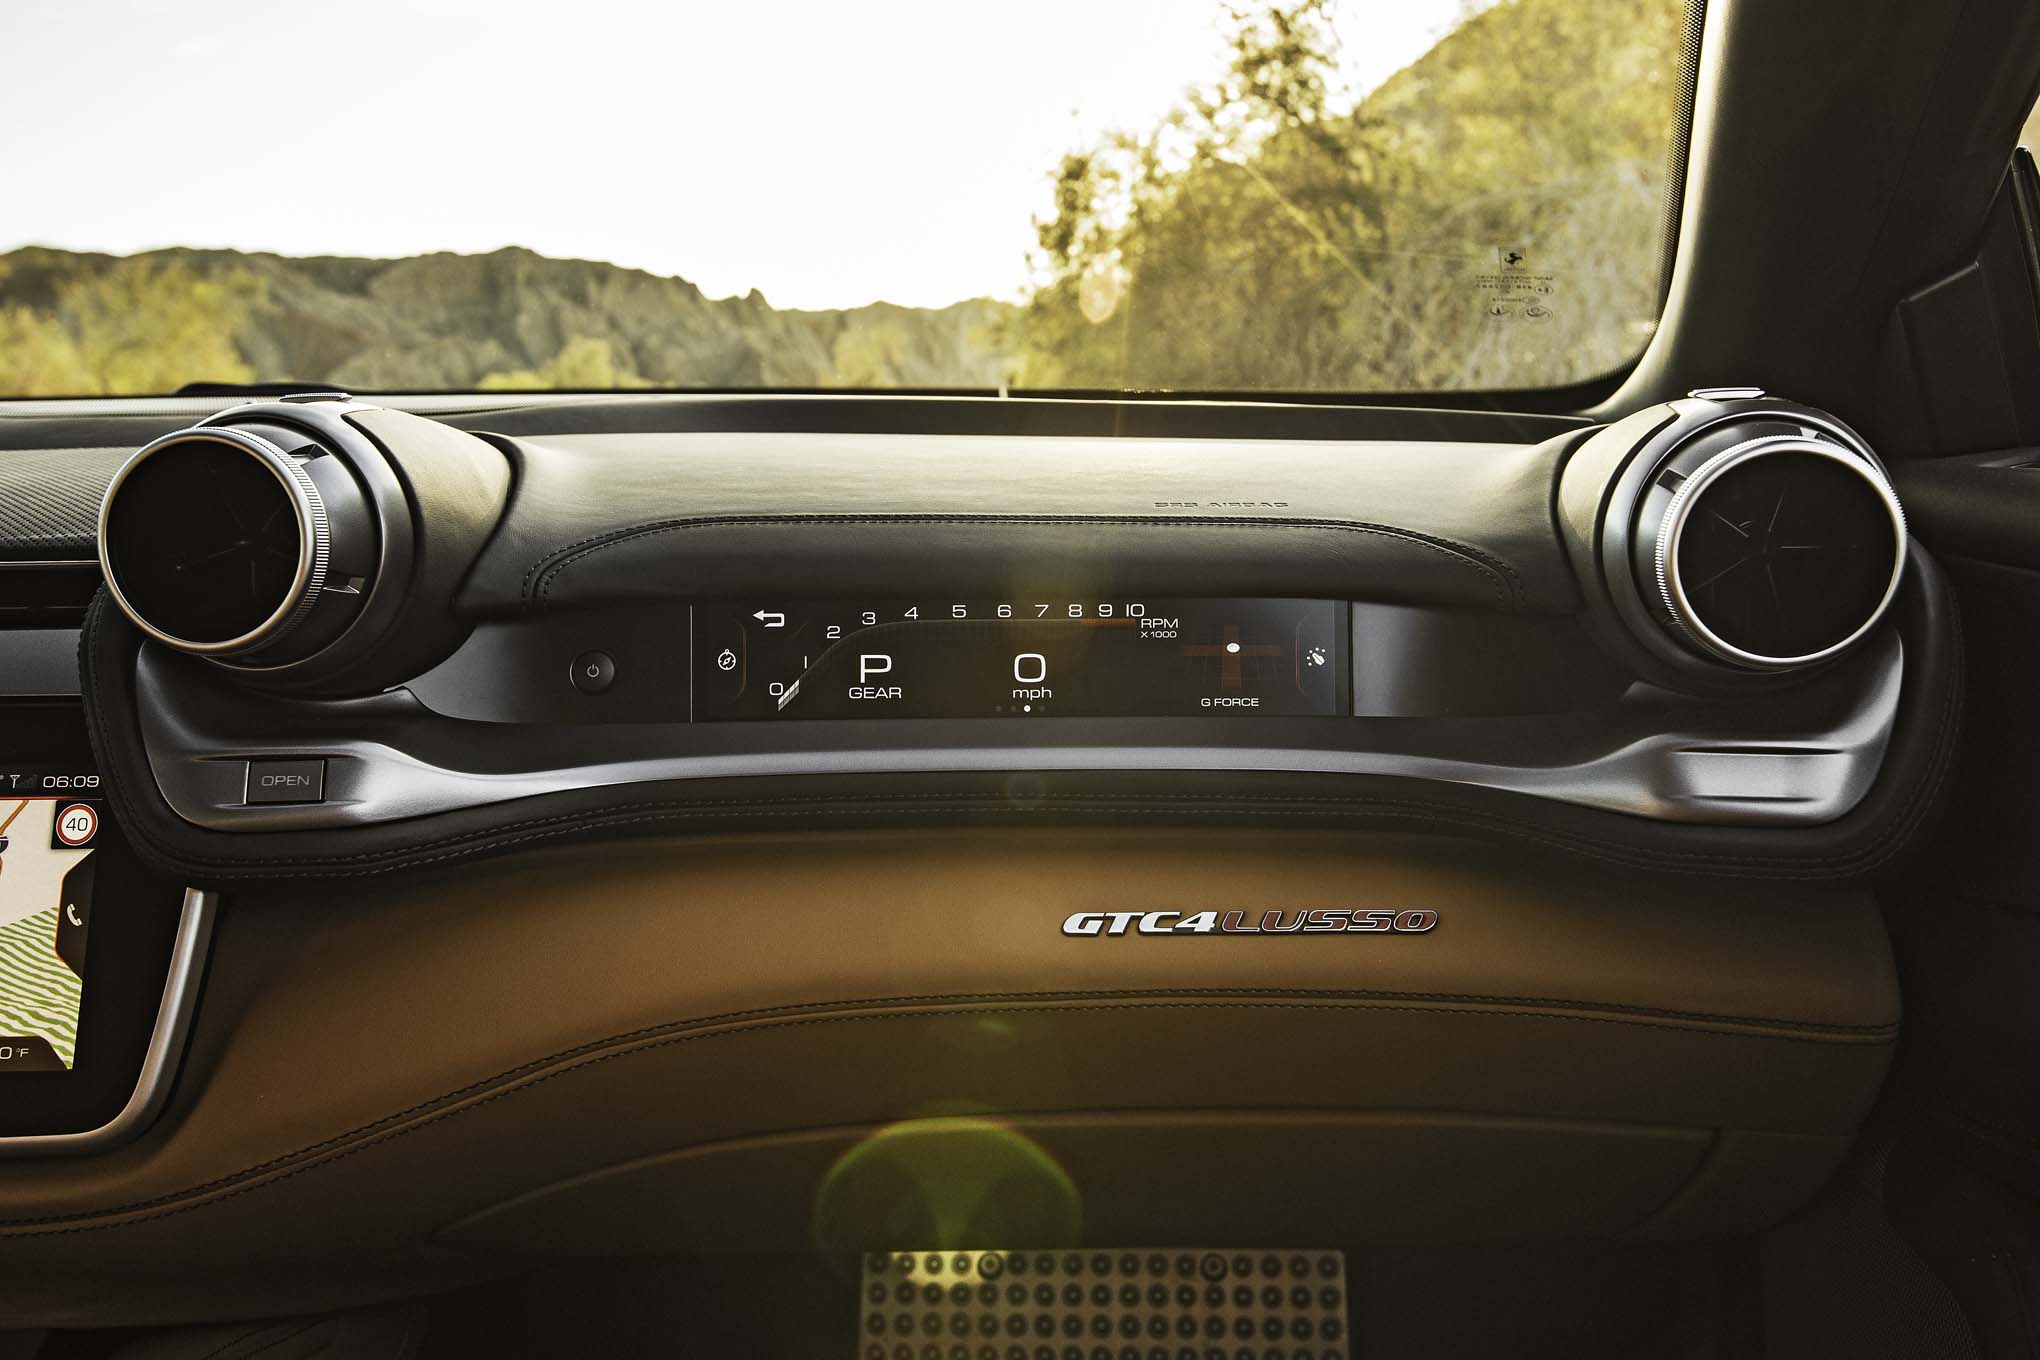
[243,759,326,805]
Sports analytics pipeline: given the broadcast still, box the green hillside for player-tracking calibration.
[0,245,1015,394]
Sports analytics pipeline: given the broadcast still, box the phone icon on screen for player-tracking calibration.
[66,903,82,928]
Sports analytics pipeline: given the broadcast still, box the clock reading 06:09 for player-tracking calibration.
[691,598,1346,721]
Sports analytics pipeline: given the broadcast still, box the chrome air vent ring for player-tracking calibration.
[1650,433,1906,670]
[93,399,511,692]
[98,427,331,656]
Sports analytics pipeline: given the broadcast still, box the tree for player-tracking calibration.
[0,259,93,395]
[478,336,653,390]
[1015,0,1688,392]
[0,257,262,396]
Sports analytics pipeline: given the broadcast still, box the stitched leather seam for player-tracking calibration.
[0,991,1891,1237]
[520,513,1524,608]
[195,1321,319,1360]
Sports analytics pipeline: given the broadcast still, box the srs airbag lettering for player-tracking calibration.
[1152,500,1292,509]
[1061,909,1438,936]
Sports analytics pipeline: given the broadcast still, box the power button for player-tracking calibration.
[570,650,617,694]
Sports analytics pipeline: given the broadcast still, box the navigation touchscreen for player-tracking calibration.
[0,780,103,1073]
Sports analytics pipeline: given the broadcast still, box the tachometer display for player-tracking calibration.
[692,599,1346,720]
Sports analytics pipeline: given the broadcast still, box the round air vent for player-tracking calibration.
[97,412,388,668]
[1635,429,1906,670]
[95,399,510,694]
[99,428,332,654]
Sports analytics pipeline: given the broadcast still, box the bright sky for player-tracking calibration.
[2,0,1476,311]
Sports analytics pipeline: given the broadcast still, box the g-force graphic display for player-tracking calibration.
[0,771,104,1072]
[693,598,1346,720]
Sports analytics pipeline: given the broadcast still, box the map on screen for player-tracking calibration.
[0,798,99,1071]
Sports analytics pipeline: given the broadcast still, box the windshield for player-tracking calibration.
[0,0,1695,398]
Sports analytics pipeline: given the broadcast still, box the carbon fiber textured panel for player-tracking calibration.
[0,447,128,559]
[858,1249,1351,1360]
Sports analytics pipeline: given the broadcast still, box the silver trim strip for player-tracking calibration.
[141,636,1903,831]
[98,428,326,656]
[0,889,216,1158]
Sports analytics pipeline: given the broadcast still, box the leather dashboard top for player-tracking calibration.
[469,432,1581,614]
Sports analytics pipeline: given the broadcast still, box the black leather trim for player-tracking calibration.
[1893,448,2040,573]
[81,544,1962,883]
[461,429,1588,616]
[0,393,1593,455]
[523,512,1526,610]
[446,393,1597,441]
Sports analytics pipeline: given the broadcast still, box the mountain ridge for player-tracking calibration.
[0,242,1019,391]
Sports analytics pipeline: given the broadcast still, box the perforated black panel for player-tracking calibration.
[857,1249,1351,1360]
[0,447,127,560]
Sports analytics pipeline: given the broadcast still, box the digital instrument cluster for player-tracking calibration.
[691,598,1346,720]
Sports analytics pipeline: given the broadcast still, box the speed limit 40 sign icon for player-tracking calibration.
[55,804,97,847]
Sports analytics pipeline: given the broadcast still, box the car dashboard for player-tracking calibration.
[0,387,1952,1327]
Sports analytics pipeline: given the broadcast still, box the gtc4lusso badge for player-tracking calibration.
[1062,909,1438,936]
